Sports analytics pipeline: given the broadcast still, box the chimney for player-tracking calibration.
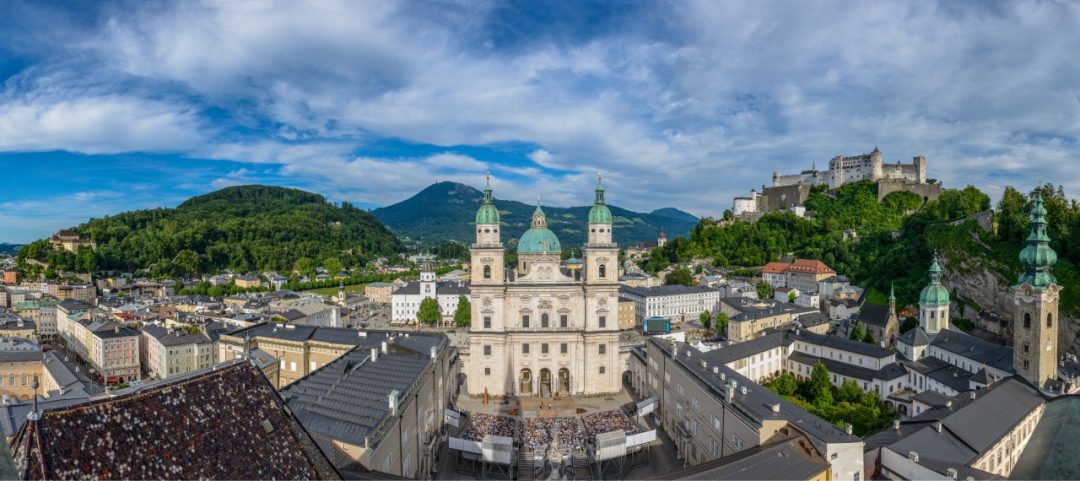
[946,400,953,409]
[388,389,400,416]
[114,326,119,334]
[946,468,958,479]
[381,340,388,354]
[893,419,900,431]
[846,424,853,435]
[969,391,976,400]
[430,346,437,360]
[358,331,367,338]
[371,347,379,362]
[725,383,735,402]
[934,421,943,433]
[771,403,781,414]
[712,366,719,374]
[908,451,919,462]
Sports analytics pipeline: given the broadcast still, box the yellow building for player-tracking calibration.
[0,341,44,401]
[234,275,262,289]
[49,229,96,253]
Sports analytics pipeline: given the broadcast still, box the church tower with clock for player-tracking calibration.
[1012,194,1061,389]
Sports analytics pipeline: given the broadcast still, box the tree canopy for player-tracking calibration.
[454,296,471,326]
[417,298,442,325]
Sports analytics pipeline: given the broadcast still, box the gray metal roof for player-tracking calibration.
[930,328,1014,374]
[903,356,976,392]
[658,430,830,480]
[856,304,893,327]
[788,351,877,382]
[142,324,212,346]
[652,338,859,448]
[788,329,893,359]
[1010,395,1080,481]
[281,347,433,447]
[621,284,720,298]
[897,327,931,347]
[700,331,787,365]
[391,281,470,296]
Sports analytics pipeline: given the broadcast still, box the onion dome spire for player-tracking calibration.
[1018,194,1057,289]
[588,172,613,225]
[475,174,500,225]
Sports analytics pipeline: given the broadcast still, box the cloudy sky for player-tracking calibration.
[1,0,1078,243]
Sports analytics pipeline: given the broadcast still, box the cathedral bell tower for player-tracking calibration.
[585,174,616,284]
[918,255,950,334]
[1013,194,1061,389]
[470,174,505,288]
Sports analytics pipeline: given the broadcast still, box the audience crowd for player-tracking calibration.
[583,410,638,439]
[460,413,515,441]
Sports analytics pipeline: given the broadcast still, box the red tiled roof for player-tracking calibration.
[10,360,340,480]
[762,262,790,274]
[786,259,835,275]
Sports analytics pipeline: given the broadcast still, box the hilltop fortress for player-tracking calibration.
[733,147,942,218]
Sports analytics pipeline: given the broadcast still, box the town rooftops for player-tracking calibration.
[651,338,860,449]
[762,262,789,274]
[9,359,341,480]
[1011,395,1080,480]
[723,297,817,321]
[227,323,446,354]
[856,304,894,327]
[142,324,211,346]
[620,284,720,298]
[787,329,893,359]
[658,428,830,480]
[700,331,787,366]
[0,340,41,363]
[56,300,93,312]
[391,281,470,296]
[903,356,977,393]
[897,326,931,348]
[929,327,1014,374]
[886,377,1044,476]
[280,345,436,457]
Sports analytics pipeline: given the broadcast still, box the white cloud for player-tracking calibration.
[2,0,1080,218]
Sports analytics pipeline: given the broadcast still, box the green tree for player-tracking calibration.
[837,379,863,403]
[788,290,797,303]
[454,295,471,326]
[756,281,774,299]
[863,330,876,344]
[323,257,343,276]
[664,266,695,286]
[294,257,316,276]
[715,312,729,338]
[417,297,441,325]
[808,361,834,407]
[173,249,202,277]
[900,317,918,333]
[75,247,98,273]
[776,372,799,396]
[699,310,711,331]
[850,321,866,342]
[996,186,1029,245]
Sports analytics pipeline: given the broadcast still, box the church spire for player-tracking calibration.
[1018,194,1058,289]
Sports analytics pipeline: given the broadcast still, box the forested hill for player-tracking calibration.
[372,181,698,246]
[645,180,1080,318]
[17,185,402,277]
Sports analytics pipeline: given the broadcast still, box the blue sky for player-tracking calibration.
[1,0,1079,243]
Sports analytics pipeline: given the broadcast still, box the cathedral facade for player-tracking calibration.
[463,176,622,397]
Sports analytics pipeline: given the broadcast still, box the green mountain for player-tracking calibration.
[0,244,22,256]
[372,181,697,247]
[17,185,402,277]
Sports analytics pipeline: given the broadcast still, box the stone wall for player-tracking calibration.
[876,180,943,202]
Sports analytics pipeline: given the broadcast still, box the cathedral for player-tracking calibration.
[463,176,622,397]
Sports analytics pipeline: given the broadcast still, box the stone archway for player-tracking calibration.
[520,369,533,396]
[558,368,570,396]
[540,368,552,397]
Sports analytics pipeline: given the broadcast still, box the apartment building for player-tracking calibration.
[620,285,722,323]
[141,324,214,380]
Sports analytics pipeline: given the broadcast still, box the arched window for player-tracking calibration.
[541,313,549,328]
[1047,313,1053,328]
[483,265,491,279]
[599,264,607,278]
[1024,313,1031,329]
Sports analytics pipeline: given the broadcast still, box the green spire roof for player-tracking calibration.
[1018,194,1058,289]
[475,175,500,225]
[519,197,561,255]
[588,173,613,225]
[919,256,950,307]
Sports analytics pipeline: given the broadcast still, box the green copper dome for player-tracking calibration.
[518,202,561,254]
[588,175,613,225]
[1018,194,1058,289]
[919,256,950,306]
[475,176,500,225]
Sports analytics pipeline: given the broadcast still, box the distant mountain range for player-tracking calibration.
[0,243,22,256]
[372,181,697,247]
